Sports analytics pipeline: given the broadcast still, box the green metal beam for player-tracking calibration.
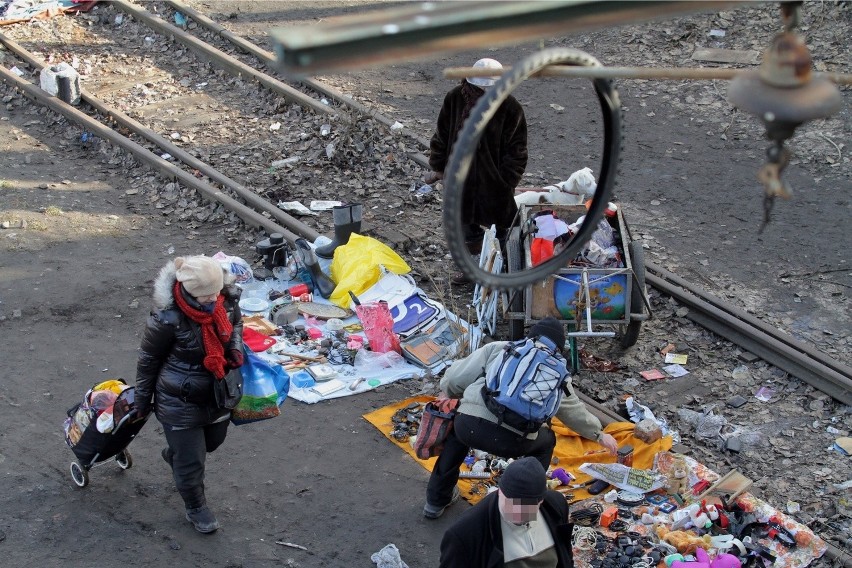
[271,0,738,74]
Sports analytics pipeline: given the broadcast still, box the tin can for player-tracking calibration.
[617,444,634,467]
[298,292,313,302]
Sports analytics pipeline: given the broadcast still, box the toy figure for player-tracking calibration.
[667,455,690,496]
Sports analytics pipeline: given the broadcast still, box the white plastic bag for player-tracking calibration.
[213,251,253,284]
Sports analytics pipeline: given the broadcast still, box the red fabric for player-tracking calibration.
[530,237,554,266]
[242,327,276,352]
[173,282,232,379]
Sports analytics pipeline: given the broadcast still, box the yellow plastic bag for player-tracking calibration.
[329,233,411,308]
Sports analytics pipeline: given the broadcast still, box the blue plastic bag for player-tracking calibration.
[231,351,289,425]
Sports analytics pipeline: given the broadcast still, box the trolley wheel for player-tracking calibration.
[621,242,647,348]
[505,227,525,340]
[116,449,133,470]
[70,461,89,488]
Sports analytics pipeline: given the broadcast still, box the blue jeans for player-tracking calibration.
[162,419,229,509]
[426,413,556,507]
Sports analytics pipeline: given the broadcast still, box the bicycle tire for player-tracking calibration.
[443,47,622,290]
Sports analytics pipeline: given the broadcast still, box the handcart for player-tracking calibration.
[63,380,148,488]
[503,201,651,367]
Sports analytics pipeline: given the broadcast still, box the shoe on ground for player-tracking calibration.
[423,486,461,519]
[185,505,219,534]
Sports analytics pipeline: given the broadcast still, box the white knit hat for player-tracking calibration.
[174,256,223,297]
[467,58,503,88]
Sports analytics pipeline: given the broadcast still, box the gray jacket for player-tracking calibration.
[440,341,603,441]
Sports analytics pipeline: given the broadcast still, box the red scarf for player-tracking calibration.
[173,281,233,380]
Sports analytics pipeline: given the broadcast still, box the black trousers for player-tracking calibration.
[162,419,229,509]
[426,413,556,507]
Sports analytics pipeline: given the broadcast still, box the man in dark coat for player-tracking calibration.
[426,57,528,256]
[439,457,574,568]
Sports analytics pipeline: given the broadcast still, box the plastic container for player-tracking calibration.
[290,371,315,389]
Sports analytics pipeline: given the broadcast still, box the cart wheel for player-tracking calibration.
[116,449,133,470]
[621,242,647,348]
[505,227,525,340]
[70,461,89,488]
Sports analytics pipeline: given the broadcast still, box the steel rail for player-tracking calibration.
[110,0,334,117]
[646,261,852,380]
[444,64,852,85]
[0,64,303,242]
[163,0,431,168]
[644,270,852,406]
[0,32,320,245]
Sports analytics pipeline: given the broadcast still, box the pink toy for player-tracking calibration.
[671,548,741,568]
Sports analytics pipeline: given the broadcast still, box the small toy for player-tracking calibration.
[656,525,713,555]
[546,467,574,489]
[667,455,690,496]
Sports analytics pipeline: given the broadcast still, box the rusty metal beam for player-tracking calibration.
[270,0,739,74]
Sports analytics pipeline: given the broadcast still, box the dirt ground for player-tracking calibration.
[0,2,849,568]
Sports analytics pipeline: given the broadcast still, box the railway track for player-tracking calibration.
[0,3,848,563]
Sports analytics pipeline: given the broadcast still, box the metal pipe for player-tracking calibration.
[444,64,852,85]
[0,32,319,244]
[0,64,300,243]
[270,1,740,74]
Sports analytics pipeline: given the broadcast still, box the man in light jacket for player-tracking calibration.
[424,317,618,519]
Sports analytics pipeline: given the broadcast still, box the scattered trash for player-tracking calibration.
[786,501,801,514]
[664,353,688,364]
[754,386,775,402]
[10,66,25,77]
[660,343,676,356]
[160,153,173,160]
[114,14,123,25]
[662,364,689,378]
[269,122,281,131]
[271,156,300,168]
[320,124,331,136]
[731,364,750,381]
[709,29,726,38]
[320,97,329,105]
[579,349,620,372]
[678,407,726,439]
[390,121,404,132]
[725,436,741,453]
[826,426,841,435]
[371,543,409,568]
[309,200,342,211]
[549,103,565,112]
[275,541,307,551]
[0,219,26,229]
[411,183,433,198]
[625,397,672,436]
[143,36,155,48]
[277,201,316,216]
[174,12,187,27]
[640,369,666,381]
[325,143,335,159]
[725,395,748,408]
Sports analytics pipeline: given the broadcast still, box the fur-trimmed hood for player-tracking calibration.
[152,259,236,310]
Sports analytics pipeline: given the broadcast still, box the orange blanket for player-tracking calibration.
[363,395,672,504]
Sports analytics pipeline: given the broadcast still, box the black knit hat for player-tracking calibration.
[528,317,565,350]
[499,457,546,500]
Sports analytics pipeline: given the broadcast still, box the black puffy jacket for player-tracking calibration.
[135,260,243,428]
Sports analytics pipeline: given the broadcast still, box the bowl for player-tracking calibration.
[239,297,269,313]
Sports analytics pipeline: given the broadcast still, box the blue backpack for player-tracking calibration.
[481,336,570,434]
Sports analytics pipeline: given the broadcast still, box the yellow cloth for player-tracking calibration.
[91,379,128,394]
[363,396,672,504]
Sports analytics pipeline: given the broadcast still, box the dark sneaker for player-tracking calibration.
[423,487,461,519]
[185,506,219,534]
[161,447,173,467]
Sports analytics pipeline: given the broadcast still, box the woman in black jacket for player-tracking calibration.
[135,256,244,534]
